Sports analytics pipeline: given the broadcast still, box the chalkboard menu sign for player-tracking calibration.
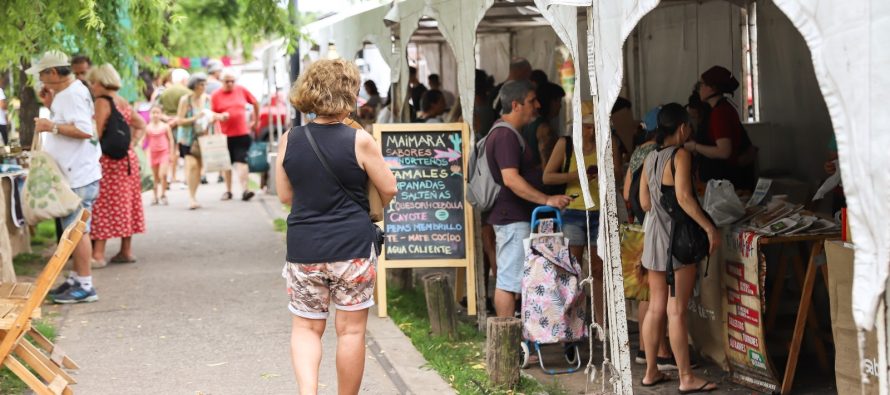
[372,123,477,318]
[381,129,466,260]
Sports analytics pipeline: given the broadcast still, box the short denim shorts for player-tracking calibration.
[61,180,100,233]
[562,209,599,247]
[494,222,531,294]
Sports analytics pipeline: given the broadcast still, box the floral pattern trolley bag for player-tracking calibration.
[521,210,587,345]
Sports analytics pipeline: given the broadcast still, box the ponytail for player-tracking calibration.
[655,103,689,147]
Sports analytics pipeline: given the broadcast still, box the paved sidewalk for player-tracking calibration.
[51,181,453,395]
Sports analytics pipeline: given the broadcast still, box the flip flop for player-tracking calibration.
[640,373,671,387]
[678,381,718,394]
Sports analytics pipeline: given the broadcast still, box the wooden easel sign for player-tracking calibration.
[372,123,476,317]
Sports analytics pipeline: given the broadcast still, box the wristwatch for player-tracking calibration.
[51,123,59,135]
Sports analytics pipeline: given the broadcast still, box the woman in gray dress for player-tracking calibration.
[638,103,719,393]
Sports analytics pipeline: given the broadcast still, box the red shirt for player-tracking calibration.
[706,100,743,164]
[211,85,257,137]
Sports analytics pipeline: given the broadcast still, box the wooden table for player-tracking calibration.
[759,233,839,394]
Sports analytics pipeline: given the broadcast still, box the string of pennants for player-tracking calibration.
[148,56,233,69]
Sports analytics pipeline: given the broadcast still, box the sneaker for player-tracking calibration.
[241,191,255,201]
[635,350,646,365]
[49,280,75,298]
[657,356,677,370]
[53,284,99,304]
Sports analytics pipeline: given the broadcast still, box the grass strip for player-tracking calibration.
[387,286,552,394]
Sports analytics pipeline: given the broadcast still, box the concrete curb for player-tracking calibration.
[366,308,456,395]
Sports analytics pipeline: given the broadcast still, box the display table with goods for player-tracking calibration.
[711,178,840,394]
[0,152,31,283]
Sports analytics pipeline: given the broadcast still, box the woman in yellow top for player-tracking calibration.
[543,114,611,324]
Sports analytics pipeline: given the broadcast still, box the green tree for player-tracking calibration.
[0,0,300,145]
[0,0,174,145]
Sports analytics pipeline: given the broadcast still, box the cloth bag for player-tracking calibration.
[134,146,154,192]
[198,129,232,173]
[247,140,269,173]
[22,135,82,225]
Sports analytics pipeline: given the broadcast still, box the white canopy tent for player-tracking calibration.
[303,0,890,392]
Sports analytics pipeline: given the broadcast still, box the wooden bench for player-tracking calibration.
[0,209,88,395]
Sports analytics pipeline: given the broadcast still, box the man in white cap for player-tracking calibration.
[29,50,102,303]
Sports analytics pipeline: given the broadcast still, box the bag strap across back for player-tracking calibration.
[303,124,368,212]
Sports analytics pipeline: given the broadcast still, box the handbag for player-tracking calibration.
[134,146,154,193]
[304,124,385,256]
[22,134,82,225]
[198,124,232,173]
[658,148,712,294]
[246,140,270,173]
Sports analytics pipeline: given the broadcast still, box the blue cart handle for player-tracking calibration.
[531,206,563,231]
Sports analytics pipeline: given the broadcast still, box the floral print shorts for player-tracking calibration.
[282,252,377,319]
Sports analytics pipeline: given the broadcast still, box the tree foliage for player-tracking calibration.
[167,0,299,57]
[0,0,299,144]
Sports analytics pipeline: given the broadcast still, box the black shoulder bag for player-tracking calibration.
[659,147,712,295]
[304,125,385,256]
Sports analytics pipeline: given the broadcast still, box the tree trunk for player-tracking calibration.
[486,317,521,389]
[422,273,458,340]
[17,61,38,148]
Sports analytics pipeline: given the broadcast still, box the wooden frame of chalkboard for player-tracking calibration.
[373,122,476,318]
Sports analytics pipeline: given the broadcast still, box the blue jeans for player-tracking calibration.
[562,209,599,247]
[494,222,531,293]
[60,180,100,233]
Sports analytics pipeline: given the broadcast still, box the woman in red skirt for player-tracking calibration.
[86,64,147,267]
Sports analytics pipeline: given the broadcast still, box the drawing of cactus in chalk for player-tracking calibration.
[27,154,63,209]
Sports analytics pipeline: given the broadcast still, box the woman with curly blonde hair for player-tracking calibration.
[276,58,397,394]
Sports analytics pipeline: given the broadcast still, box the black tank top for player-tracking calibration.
[283,123,373,263]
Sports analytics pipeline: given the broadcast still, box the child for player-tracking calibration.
[144,105,176,205]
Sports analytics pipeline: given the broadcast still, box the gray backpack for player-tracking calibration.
[467,121,526,211]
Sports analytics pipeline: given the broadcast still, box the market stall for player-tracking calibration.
[593,0,890,393]
[302,1,890,393]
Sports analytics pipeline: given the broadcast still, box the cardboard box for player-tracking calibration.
[824,240,880,393]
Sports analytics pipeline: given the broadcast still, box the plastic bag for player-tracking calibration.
[703,179,745,226]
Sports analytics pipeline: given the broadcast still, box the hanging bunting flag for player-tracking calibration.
[189,57,202,70]
[158,56,169,66]
[200,57,210,67]
[180,57,191,69]
[220,56,232,66]
[170,57,181,68]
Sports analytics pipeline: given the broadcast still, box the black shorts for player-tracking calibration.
[179,143,191,158]
[227,135,251,164]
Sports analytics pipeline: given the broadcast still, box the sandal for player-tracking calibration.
[160,196,169,206]
[678,381,718,394]
[90,258,108,269]
[221,191,233,201]
[641,373,671,387]
[110,255,137,264]
[150,198,159,206]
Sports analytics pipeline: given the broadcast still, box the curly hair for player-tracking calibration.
[290,59,361,116]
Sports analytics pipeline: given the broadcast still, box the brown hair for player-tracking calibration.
[290,59,360,116]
